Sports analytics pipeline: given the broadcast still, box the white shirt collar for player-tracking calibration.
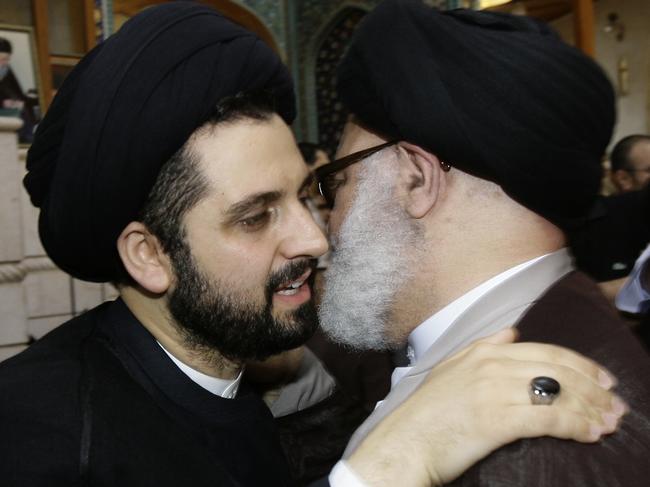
[406,253,550,366]
[157,342,243,399]
[616,243,650,314]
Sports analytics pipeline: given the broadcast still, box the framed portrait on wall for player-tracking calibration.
[0,24,45,145]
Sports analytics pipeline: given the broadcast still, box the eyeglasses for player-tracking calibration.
[316,140,452,207]
[316,140,397,207]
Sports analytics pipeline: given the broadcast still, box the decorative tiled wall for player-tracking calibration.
[240,0,289,54]
[291,0,454,143]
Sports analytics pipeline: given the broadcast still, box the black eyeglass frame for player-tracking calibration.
[316,140,398,207]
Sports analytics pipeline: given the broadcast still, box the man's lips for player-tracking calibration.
[274,269,313,295]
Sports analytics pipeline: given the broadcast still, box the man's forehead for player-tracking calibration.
[630,140,650,166]
[190,115,308,204]
[336,119,388,159]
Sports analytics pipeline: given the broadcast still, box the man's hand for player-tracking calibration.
[348,329,626,486]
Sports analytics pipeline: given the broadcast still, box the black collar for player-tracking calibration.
[97,298,270,426]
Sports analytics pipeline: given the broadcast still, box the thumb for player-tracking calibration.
[477,327,518,345]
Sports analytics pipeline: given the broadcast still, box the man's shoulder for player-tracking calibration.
[517,271,650,365]
[1,302,108,376]
[518,271,650,419]
[0,301,117,413]
[452,271,650,486]
[452,415,650,487]
[0,304,115,485]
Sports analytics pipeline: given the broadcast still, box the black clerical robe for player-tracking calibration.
[0,299,290,486]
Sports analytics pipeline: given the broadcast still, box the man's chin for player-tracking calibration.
[318,317,400,352]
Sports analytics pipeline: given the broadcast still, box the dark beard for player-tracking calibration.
[167,241,318,362]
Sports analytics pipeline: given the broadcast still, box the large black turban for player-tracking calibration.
[24,2,295,282]
[338,0,615,228]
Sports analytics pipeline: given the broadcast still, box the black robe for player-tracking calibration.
[0,299,290,486]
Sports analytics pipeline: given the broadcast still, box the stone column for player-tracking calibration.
[0,116,128,365]
[18,140,73,342]
[0,117,29,361]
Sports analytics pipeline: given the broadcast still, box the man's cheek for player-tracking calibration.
[328,192,354,238]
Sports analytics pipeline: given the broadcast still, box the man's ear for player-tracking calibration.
[397,142,447,219]
[117,221,172,294]
[611,169,634,192]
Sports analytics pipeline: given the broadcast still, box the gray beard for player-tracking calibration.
[318,150,422,351]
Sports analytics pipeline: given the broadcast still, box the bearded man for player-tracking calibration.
[0,3,625,487]
[317,1,650,485]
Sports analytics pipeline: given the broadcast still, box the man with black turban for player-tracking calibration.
[316,0,650,484]
[0,2,628,486]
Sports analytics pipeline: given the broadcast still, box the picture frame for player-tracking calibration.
[50,55,81,93]
[0,23,45,146]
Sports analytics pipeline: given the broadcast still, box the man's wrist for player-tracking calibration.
[329,460,368,487]
[347,427,442,487]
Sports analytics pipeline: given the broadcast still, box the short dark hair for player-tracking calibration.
[0,37,12,54]
[298,142,324,166]
[611,135,650,172]
[115,91,277,284]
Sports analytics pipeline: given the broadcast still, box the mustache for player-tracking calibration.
[266,258,317,300]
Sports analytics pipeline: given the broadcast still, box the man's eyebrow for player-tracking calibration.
[223,174,313,223]
[224,191,282,223]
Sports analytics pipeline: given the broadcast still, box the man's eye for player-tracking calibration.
[240,211,270,230]
[328,175,346,193]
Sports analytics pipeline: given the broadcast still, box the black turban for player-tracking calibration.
[337,0,615,228]
[24,2,295,282]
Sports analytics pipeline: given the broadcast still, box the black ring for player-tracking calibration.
[529,376,561,405]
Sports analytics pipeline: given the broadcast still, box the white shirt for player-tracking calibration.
[390,253,548,389]
[616,244,650,314]
[157,342,242,399]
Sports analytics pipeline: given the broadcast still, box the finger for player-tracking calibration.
[472,341,616,389]
[557,388,624,431]
[501,405,620,443]
[486,360,618,413]
[476,327,518,345]
[477,376,606,425]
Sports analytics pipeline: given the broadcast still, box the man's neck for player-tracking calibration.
[119,286,243,380]
[407,252,554,365]
[390,215,565,342]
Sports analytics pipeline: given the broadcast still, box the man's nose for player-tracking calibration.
[279,204,329,260]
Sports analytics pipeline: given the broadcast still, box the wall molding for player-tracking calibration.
[0,257,57,284]
[0,116,23,132]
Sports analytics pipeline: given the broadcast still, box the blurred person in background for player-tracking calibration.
[610,135,650,193]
